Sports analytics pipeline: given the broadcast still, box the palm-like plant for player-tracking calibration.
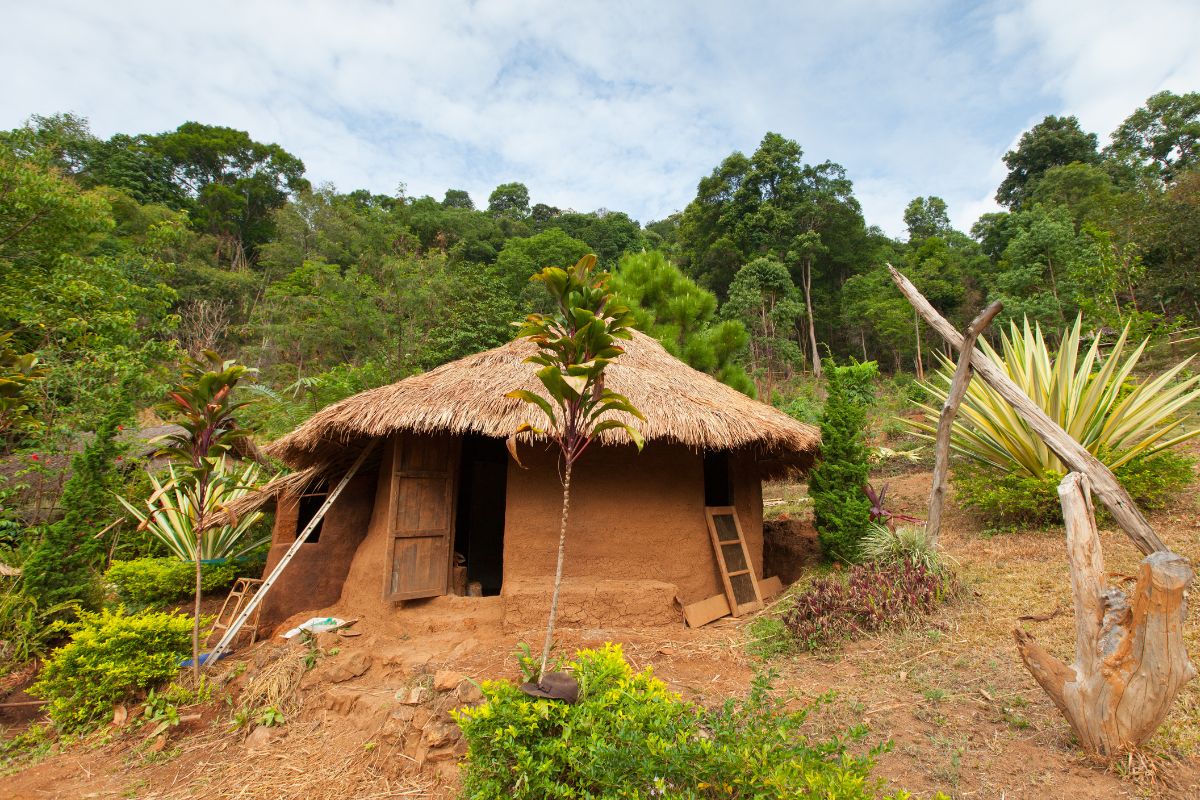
[117,460,268,561]
[909,316,1200,476]
[508,254,644,683]
[154,351,258,678]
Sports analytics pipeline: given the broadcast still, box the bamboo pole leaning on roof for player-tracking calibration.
[887,265,1167,556]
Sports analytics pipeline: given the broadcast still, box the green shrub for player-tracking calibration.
[30,607,193,731]
[860,524,945,575]
[455,643,930,799]
[954,451,1194,528]
[104,552,266,609]
[0,582,77,669]
[809,360,878,562]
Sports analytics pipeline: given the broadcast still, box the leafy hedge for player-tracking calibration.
[104,552,266,609]
[30,607,193,731]
[455,643,937,799]
[954,451,1194,528]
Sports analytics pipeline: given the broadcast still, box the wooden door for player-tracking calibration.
[385,435,460,601]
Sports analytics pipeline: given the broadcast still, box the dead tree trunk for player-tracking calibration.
[925,301,1002,547]
[887,265,1167,556]
[1014,473,1195,755]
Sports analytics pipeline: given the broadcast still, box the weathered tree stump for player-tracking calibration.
[1014,472,1196,755]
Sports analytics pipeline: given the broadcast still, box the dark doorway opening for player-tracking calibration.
[703,451,734,507]
[454,435,509,596]
[295,487,328,543]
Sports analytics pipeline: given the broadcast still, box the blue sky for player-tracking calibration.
[4,0,1199,236]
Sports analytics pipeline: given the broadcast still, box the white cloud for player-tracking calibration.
[3,0,1197,239]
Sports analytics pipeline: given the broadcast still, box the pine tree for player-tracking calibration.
[24,402,130,612]
[809,360,877,561]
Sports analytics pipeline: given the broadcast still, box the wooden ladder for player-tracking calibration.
[704,506,763,616]
[203,441,378,667]
[207,577,264,649]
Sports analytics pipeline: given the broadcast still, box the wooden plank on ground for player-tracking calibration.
[759,575,783,600]
[684,593,730,628]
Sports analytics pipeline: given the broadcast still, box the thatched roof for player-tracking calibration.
[269,330,818,469]
[205,331,818,529]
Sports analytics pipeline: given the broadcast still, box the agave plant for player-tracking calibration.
[118,459,269,561]
[908,316,1200,476]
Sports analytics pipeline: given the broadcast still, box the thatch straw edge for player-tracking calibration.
[269,330,818,469]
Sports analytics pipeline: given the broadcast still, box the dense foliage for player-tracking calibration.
[22,403,130,614]
[30,607,193,731]
[809,360,878,561]
[104,553,266,609]
[455,643,931,799]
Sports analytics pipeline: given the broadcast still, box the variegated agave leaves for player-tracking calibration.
[908,316,1200,476]
[117,459,270,561]
[507,254,645,465]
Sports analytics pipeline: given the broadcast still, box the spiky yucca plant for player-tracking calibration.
[909,316,1200,476]
[117,459,269,561]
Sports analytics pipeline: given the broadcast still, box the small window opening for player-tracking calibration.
[295,492,327,543]
[703,451,734,507]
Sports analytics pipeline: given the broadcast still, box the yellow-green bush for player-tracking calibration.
[104,552,266,609]
[30,607,193,731]
[455,643,935,799]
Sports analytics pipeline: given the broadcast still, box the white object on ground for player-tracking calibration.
[281,616,346,639]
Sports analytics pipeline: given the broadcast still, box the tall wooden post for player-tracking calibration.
[925,301,1002,547]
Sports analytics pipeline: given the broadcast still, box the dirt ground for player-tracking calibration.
[2,458,1199,799]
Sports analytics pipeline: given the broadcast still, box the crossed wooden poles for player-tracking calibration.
[889,265,1194,756]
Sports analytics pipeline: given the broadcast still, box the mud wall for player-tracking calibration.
[502,442,764,605]
[258,471,376,628]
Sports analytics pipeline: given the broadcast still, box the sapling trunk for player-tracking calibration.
[539,460,573,681]
[192,552,202,681]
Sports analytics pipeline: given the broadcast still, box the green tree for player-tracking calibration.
[442,189,475,210]
[23,402,130,613]
[488,182,531,218]
[610,251,753,394]
[677,132,868,371]
[903,196,951,241]
[508,254,644,681]
[494,228,591,300]
[144,122,308,262]
[808,360,877,562]
[996,115,1100,208]
[1106,90,1200,184]
[722,258,803,398]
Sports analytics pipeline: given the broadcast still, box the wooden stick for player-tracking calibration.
[926,300,1002,547]
[888,265,1167,555]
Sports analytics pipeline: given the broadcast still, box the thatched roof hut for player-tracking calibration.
[244,330,819,630]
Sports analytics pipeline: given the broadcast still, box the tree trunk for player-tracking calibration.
[540,460,573,681]
[888,265,1167,555]
[802,259,822,379]
[192,553,202,682]
[926,301,1002,547]
[1014,473,1195,755]
[913,311,924,381]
